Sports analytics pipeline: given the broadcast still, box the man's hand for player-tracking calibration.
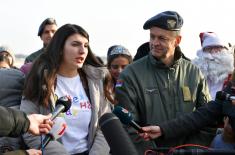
[138,126,162,141]
[27,114,53,135]
[26,149,42,155]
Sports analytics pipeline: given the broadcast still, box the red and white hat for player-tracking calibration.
[199,32,228,49]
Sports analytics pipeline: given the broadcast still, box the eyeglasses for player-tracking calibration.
[203,46,227,53]
[110,64,127,70]
[109,46,131,56]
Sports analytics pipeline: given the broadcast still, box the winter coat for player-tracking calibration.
[0,68,28,154]
[0,106,29,155]
[115,47,214,155]
[20,64,110,155]
[24,48,44,63]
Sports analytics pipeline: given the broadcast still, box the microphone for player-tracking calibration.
[215,91,235,101]
[99,113,138,155]
[216,91,235,120]
[51,96,71,121]
[41,118,67,149]
[113,106,143,132]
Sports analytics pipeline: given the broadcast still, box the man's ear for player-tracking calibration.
[175,35,182,47]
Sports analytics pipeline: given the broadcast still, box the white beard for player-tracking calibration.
[193,49,234,84]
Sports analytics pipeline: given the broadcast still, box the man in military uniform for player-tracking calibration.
[115,10,214,154]
[24,18,57,63]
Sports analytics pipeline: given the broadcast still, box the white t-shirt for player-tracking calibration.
[55,74,91,154]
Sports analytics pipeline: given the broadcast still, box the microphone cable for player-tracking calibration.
[144,144,210,155]
[41,135,44,155]
[167,143,210,155]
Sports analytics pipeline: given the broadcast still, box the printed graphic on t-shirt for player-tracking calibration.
[55,74,91,154]
[62,98,91,117]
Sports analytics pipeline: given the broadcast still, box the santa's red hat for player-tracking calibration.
[199,32,228,49]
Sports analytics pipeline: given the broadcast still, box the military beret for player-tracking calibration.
[38,18,57,36]
[143,11,183,31]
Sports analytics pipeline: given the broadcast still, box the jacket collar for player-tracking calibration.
[149,46,183,69]
[82,64,108,80]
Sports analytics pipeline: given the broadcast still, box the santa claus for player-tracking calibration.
[193,32,234,99]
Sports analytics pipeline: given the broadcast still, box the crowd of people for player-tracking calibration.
[0,10,235,155]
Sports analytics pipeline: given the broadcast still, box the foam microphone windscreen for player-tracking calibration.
[99,113,138,155]
[50,96,71,121]
[113,106,143,132]
[56,96,71,112]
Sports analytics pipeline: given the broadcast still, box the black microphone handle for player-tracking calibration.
[40,134,53,149]
[130,121,143,133]
[99,113,138,155]
[216,91,235,101]
[50,105,65,121]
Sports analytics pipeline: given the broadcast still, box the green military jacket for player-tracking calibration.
[24,48,44,64]
[115,48,213,155]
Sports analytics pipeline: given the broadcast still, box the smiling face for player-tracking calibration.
[109,56,130,81]
[59,33,89,74]
[149,27,181,64]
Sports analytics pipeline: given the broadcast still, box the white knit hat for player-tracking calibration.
[199,32,228,49]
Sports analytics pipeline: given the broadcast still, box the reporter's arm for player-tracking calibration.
[0,106,29,137]
[20,99,69,155]
[27,113,52,135]
[139,100,223,141]
[139,126,162,140]
[3,150,28,155]
[159,100,223,139]
[3,149,42,155]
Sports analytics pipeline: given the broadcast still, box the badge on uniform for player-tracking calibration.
[182,86,192,101]
[145,87,158,94]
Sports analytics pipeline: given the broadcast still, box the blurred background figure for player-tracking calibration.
[0,45,42,155]
[21,18,58,75]
[0,45,23,108]
[24,17,57,64]
[211,117,235,149]
[133,42,149,61]
[0,45,15,68]
[104,45,132,106]
[193,32,234,99]
[193,32,235,150]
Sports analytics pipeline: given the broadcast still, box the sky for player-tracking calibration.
[1,0,235,59]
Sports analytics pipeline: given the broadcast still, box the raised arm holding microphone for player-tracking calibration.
[139,72,235,143]
[0,106,52,137]
[0,106,53,155]
[115,10,214,155]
